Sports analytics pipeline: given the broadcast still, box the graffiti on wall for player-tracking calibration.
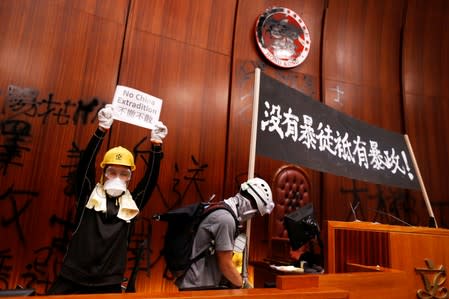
[340,179,417,226]
[0,85,212,292]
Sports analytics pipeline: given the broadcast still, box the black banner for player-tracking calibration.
[256,72,420,190]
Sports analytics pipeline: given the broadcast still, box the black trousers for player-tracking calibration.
[47,276,122,295]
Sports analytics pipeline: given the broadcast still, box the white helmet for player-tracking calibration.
[240,177,274,216]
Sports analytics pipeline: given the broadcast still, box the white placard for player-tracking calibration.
[111,85,162,129]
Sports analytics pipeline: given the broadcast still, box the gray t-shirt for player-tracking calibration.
[176,209,236,289]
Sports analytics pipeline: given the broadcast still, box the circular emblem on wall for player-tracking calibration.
[255,7,311,68]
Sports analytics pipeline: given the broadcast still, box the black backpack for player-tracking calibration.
[154,201,239,280]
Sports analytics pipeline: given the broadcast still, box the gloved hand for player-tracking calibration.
[232,252,243,274]
[98,104,114,130]
[232,234,246,274]
[151,121,168,143]
[242,279,253,289]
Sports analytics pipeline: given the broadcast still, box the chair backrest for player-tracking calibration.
[268,164,311,262]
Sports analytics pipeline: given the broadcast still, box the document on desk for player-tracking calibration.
[270,265,304,273]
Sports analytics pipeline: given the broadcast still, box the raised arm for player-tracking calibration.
[74,105,113,219]
[132,121,167,210]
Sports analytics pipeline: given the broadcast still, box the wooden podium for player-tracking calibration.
[327,221,449,296]
[254,221,449,298]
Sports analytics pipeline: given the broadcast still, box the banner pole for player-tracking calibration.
[248,67,261,179]
[242,68,261,286]
[404,134,437,228]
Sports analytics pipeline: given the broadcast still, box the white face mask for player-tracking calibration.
[103,177,127,197]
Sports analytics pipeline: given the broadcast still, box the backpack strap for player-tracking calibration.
[189,202,240,262]
[203,202,239,229]
[173,202,241,283]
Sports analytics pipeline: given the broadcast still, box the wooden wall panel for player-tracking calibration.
[402,0,449,227]
[1,0,449,296]
[323,0,405,91]
[403,0,449,98]
[0,0,128,294]
[226,0,325,262]
[117,0,237,293]
[129,0,234,55]
[321,0,413,225]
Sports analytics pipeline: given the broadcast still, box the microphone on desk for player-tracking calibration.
[366,207,413,227]
[347,200,413,226]
[348,200,361,222]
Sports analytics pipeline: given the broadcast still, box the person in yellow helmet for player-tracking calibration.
[48,104,167,295]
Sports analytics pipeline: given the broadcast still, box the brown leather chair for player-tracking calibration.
[267,164,311,263]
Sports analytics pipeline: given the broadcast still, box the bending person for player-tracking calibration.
[176,177,274,290]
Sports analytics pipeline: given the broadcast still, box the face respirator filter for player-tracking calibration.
[103,177,127,197]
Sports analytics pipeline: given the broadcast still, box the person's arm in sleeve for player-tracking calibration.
[74,105,112,218]
[132,121,167,210]
[216,251,243,288]
[213,212,243,288]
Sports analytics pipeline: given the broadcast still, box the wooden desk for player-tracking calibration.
[252,261,320,288]
[253,261,411,299]
[253,221,449,298]
[0,287,349,299]
[327,220,449,297]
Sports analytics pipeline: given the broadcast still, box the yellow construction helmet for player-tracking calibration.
[100,146,136,171]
